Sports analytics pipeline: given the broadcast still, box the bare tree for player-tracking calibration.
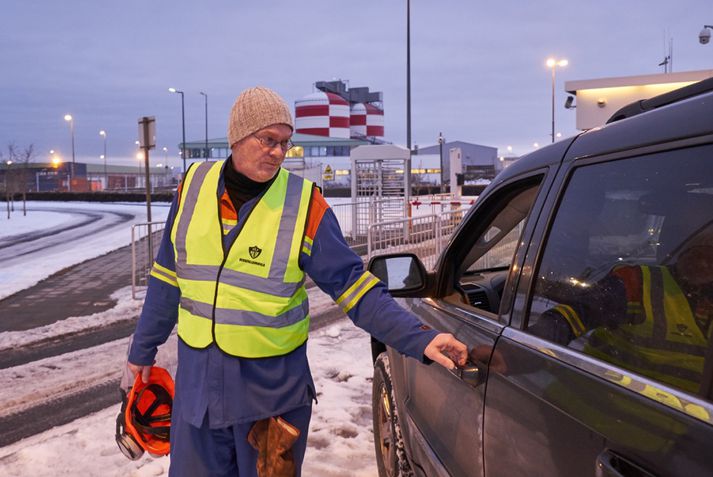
[17,144,34,216]
[4,143,35,218]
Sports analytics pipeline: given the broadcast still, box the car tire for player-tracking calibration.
[373,352,414,477]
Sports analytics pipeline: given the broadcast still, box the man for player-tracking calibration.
[533,236,713,394]
[127,86,467,476]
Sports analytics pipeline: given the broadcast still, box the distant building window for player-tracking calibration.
[327,146,350,156]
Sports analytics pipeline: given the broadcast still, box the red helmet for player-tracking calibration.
[115,366,174,460]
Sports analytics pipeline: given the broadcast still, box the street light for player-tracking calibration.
[162,146,169,185]
[546,58,568,143]
[199,91,208,162]
[64,114,75,191]
[168,87,187,173]
[437,132,445,193]
[49,150,64,190]
[406,0,412,200]
[99,130,107,190]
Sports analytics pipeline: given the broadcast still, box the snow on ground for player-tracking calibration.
[0,209,78,239]
[0,201,171,300]
[0,319,377,477]
[0,198,409,475]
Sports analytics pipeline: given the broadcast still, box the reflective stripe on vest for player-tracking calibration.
[172,161,314,358]
[583,265,706,393]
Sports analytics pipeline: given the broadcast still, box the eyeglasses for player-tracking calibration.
[252,134,294,153]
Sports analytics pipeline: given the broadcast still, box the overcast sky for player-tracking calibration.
[2,1,712,166]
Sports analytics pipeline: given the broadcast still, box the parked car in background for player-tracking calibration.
[368,78,713,477]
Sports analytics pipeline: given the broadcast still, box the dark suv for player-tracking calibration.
[368,79,713,477]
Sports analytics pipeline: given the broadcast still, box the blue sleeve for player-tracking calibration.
[128,193,181,366]
[301,208,438,360]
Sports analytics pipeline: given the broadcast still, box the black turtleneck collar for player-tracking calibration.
[223,155,277,213]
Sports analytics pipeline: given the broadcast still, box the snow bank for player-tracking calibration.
[0,319,378,476]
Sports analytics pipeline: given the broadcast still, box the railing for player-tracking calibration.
[128,199,473,298]
[131,221,166,299]
[367,205,471,270]
[330,197,406,254]
[329,196,475,256]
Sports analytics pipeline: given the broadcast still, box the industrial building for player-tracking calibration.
[0,161,174,193]
[181,79,498,192]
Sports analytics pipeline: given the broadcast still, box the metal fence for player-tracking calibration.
[330,197,406,254]
[131,221,166,299]
[367,206,471,270]
[128,199,473,298]
[329,196,475,254]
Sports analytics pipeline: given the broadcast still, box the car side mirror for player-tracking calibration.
[367,253,427,296]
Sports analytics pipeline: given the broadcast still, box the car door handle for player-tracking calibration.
[449,363,484,388]
[596,450,656,477]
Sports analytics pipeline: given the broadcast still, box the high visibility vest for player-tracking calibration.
[171,161,314,358]
[577,265,709,394]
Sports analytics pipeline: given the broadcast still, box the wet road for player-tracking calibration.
[0,207,134,265]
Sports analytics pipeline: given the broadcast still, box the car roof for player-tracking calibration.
[566,85,713,161]
[486,137,576,191]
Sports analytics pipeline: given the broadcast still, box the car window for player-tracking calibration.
[526,147,713,398]
[453,183,540,315]
[468,221,524,272]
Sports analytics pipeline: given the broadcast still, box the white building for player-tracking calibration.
[565,69,713,130]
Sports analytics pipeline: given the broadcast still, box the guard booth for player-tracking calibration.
[350,144,410,241]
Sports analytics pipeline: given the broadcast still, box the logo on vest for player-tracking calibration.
[674,323,693,338]
[239,245,266,267]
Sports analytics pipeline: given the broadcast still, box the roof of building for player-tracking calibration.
[565,69,713,93]
[415,140,497,156]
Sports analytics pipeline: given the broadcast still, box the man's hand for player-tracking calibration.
[424,333,467,370]
[127,362,152,384]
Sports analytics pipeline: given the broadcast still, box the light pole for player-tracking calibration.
[168,87,187,173]
[163,146,169,185]
[200,91,208,162]
[405,0,412,199]
[406,0,411,152]
[5,160,12,218]
[64,114,75,191]
[546,58,568,143]
[99,130,107,190]
[438,132,445,193]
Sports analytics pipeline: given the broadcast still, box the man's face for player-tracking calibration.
[230,124,292,182]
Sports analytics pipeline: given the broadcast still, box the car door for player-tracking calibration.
[483,143,713,477]
[395,169,552,477]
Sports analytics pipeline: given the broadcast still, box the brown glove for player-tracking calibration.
[248,416,301,477]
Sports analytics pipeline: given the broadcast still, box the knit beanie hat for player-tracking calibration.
[227,86,294,147]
